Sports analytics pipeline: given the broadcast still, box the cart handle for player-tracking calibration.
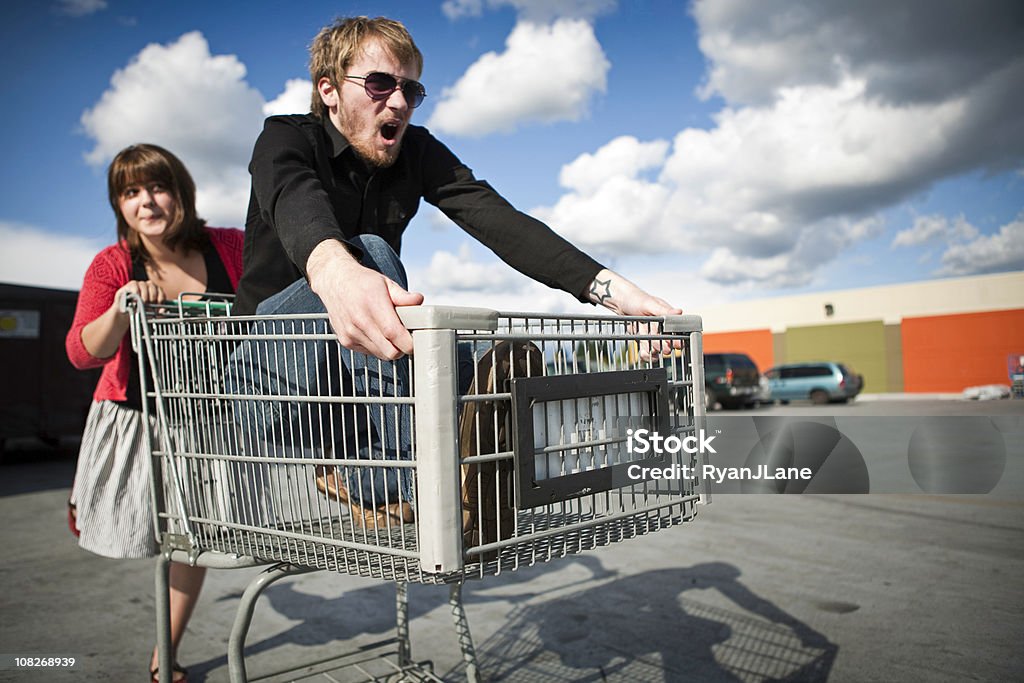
[395,306,703,334]
[118,291,234,315]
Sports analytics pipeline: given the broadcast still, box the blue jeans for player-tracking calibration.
[226,236,419,506]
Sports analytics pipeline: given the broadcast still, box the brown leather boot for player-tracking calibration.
[459,340,543,561]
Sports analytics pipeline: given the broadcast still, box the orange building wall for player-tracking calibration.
[702,329,775,374]
[902,309,1024,392]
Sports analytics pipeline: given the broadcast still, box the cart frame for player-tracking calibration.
[128,295,707,682]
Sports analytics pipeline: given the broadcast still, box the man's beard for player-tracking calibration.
[340,116,401,169]
[351,139,400,168]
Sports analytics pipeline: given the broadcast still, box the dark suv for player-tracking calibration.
[696,353,761,411]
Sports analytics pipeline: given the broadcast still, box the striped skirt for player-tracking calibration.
[70,400,159,559]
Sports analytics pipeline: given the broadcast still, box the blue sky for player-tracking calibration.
[1,0,1021,313]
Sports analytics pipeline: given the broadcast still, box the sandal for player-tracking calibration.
[150,662,188,683]
[459,340,543,561]
[315,467,413,529]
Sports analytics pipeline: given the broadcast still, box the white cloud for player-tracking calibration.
[410,243,581,312]
[535,78,930,271]
[698,248,795,287]
[54,0,107,17]
[263,78,311,117]
[0,222,104,290]
[532,176,671,257]
[532,1,1024,288]
[443,0,615,22]
[408,241,727,314]
[655,77,972,248]
[628,267,732,313]
[692,0,1024,107]
[558,136,669,194]
[892,215,951,248]
[892,214,977,248]
[702,216,883,288]
[891,211,1024,278]
[80,31,267,227]
[195,177,253,230]
[938,214,1024,276]
[530,136,671,257]
[427,18,609,137]
[425,206,458,232]
[534,146,670,254]
[418,243,524,294]
[441,0,485,20]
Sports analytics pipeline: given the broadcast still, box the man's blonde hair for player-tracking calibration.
[309,16,423,119]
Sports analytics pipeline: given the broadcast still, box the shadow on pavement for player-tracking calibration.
[186,557,601,679]
[186,556,835,682]
[463,561,837,681]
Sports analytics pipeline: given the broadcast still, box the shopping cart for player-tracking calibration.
[1009,354,1024,399]
[128,295,708,682]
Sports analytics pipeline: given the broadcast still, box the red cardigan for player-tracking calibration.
[66,227,245,402]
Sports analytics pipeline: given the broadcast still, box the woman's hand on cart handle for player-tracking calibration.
[307,239,424,360]
[586,268,683,360]
[81,280,166,360]
[117,280,166,311]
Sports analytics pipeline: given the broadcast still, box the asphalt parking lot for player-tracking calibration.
[1,397,1022,682]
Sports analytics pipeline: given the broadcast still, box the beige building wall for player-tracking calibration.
[699,271,1024,334]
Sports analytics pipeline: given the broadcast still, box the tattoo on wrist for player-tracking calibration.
[589,278,612,305]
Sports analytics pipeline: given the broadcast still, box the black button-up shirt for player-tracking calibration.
[234,114,603,314]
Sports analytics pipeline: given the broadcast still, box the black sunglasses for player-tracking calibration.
[344,72,427,109]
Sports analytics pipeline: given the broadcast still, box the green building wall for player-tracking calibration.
[884,323,904,392]
[783,321,889,393]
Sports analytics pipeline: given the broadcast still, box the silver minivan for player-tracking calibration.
[762,362,862,404]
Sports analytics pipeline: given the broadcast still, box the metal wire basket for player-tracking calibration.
[131,299,708,586]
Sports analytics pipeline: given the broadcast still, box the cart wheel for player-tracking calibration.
[810,390,829,405]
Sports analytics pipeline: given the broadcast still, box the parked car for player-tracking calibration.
[681,352,761,411]
[762,361,862,405]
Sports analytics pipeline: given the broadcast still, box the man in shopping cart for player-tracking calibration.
[229,16,680,529]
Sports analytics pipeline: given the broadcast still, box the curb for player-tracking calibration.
[855,393,964,401]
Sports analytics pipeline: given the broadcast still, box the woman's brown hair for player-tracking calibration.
[107,143,208,262]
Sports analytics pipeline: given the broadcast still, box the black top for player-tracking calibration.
[119,242,234,412]
[234,114,604,315]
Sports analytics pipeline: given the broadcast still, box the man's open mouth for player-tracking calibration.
[381,122,400,141]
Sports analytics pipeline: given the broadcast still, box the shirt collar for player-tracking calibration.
[321,116,350,158]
